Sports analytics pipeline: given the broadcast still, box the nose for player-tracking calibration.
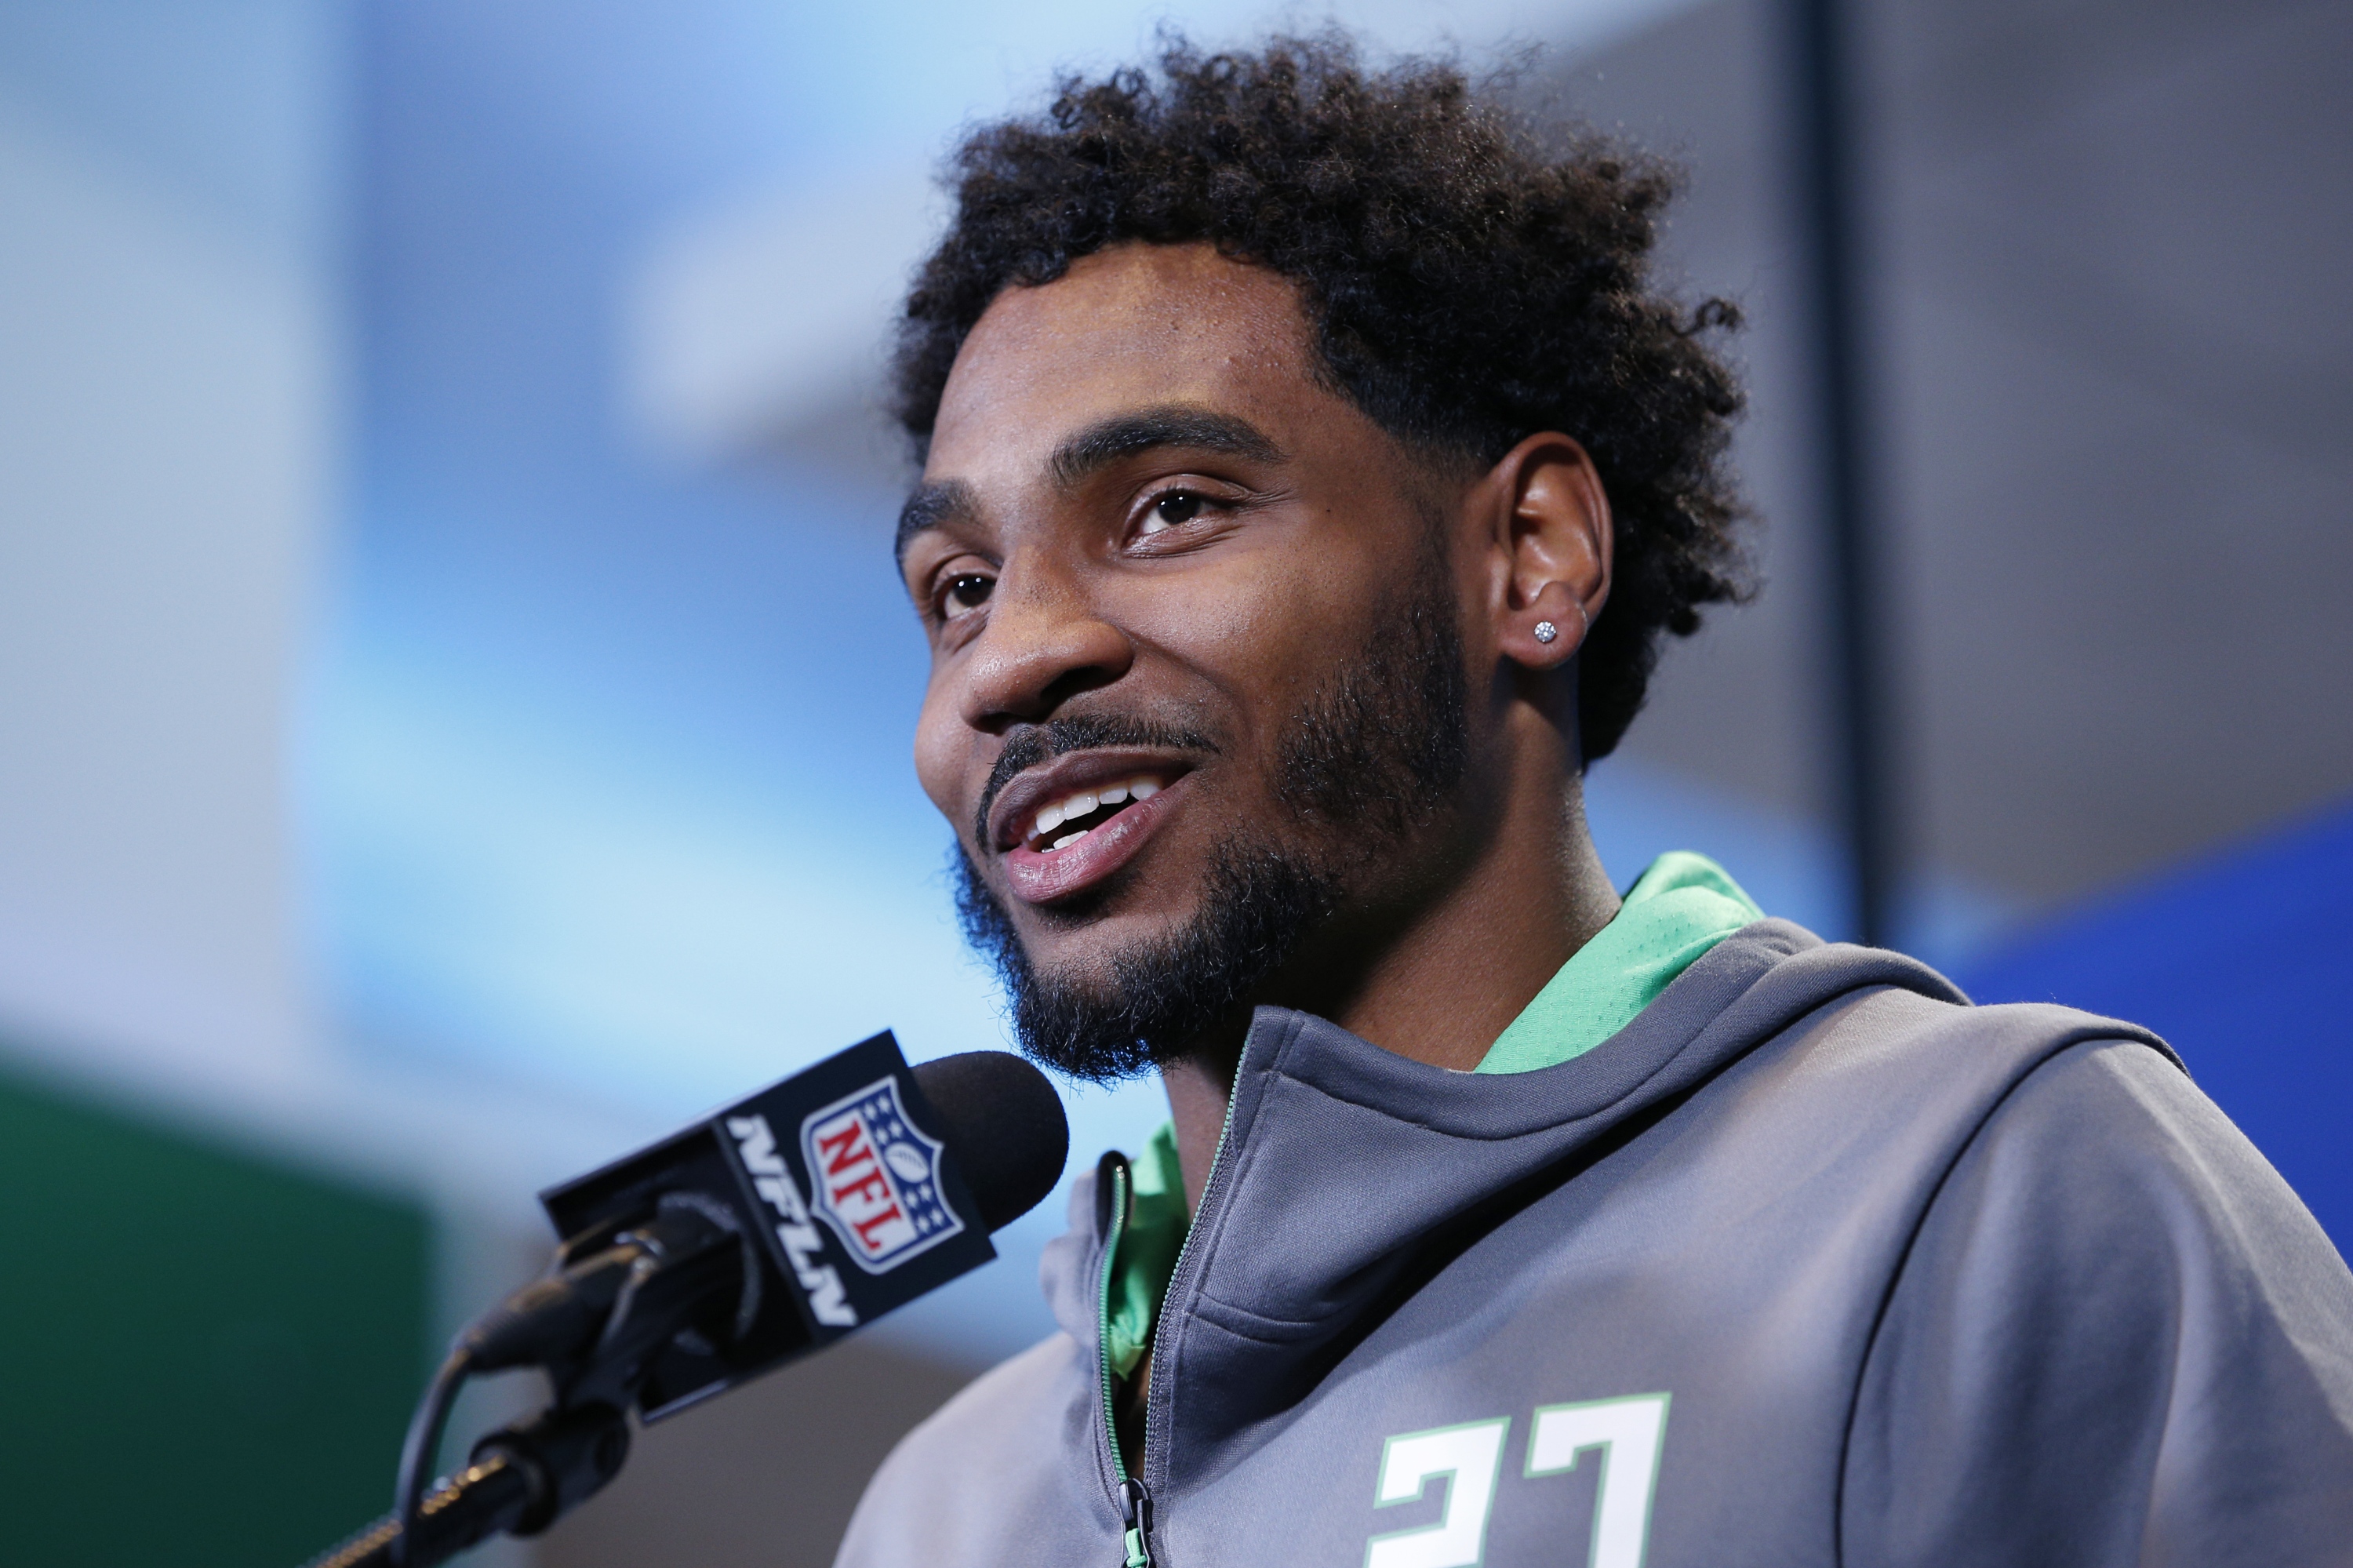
[957,555,1133,729]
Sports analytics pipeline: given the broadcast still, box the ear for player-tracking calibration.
[1479,432,1613,670]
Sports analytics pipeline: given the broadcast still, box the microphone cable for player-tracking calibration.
[391,1347,475,1564]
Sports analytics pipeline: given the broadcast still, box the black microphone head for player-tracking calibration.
[913,1051,1069,1232]
[536,1032,1067,1423]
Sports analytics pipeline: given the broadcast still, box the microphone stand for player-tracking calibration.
[296,1042,1067,1568]
[304,1405,628,1568]
[302,1203,750,1568]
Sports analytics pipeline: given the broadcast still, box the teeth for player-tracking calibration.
[1051,830,1089,850]
[1026,777,1167,848]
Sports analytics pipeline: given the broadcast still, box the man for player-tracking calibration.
[842,36,2353,1567]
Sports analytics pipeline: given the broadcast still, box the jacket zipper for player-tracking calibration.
[1096,1156,1155,1567]
[1097,1064,1246,1568]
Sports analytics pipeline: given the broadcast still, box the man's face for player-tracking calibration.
[900,243,1486,1077]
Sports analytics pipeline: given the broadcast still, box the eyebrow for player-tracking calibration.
[893,405,1287,569]
[1047,405,1286,489]
[894,478,979,569]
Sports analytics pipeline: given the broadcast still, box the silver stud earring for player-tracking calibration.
[1533,620,1559,645]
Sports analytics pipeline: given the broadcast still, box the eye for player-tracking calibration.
[940,573,994,618]
[1140,491,1205,536]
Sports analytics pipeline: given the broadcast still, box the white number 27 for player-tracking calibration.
[1362,1394,1670,1568]
[1364,1418,1510,1568]
[1526,1393,1671,1568]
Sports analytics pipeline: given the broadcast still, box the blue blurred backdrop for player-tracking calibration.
[2,2,2348,1563]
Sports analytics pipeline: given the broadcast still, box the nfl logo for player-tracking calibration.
[800,1077,966,1273]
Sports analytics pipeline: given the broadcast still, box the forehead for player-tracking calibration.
[926,243,1322,482]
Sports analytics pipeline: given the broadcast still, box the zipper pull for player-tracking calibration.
[1118,1476,1155,1568]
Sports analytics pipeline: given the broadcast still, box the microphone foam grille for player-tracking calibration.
[911,1052,1071,1233]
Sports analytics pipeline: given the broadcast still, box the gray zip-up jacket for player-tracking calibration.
[835,921,2353,1566]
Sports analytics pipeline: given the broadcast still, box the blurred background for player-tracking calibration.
[2,0,2346,1563]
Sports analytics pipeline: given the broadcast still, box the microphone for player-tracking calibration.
[301,1033,1067,1568]
[519,1034,1067,1415]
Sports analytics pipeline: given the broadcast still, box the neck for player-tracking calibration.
[1160,749,1620,1213]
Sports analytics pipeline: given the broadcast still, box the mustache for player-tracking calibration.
[971,711,1220,847]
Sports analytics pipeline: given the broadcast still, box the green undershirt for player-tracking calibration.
[1100,851,1765,1377]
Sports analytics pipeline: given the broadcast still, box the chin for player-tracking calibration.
[1021,897,1202,971]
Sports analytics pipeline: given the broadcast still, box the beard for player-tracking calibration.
[953,558,1471,1083]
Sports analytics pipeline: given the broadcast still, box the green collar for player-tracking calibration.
[1100,850,1764,1377]
[1475,849,1764,1073]
[1102,1122,1190,1378]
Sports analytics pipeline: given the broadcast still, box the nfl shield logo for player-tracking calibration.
[800,1076,966,1273]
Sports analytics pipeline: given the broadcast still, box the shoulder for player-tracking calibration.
[1678,957,2184,1199]
[1904,1032,2353,1326]
[834,1330,1098,1568]
[900,1328,1088,1455]
[1781,981,2340,1279]
[1791,959,2176,1077]
[1842,1035,2353,1563]
[1694,930,2177,1101]
[1733,953,2208,1150]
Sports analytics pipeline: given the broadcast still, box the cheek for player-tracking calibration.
[1133,543,1363,729]
[911,681,967,825]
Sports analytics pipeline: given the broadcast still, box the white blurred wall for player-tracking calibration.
[0,0,340,1108]
[0,2,643,1423]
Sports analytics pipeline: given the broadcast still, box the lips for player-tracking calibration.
[985,750,1195,905]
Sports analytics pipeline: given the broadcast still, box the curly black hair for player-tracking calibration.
[893,32,1755,762]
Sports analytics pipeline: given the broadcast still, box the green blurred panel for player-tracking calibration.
[0,1068,429,1566]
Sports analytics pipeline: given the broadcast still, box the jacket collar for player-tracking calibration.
[1043,919,1968,1493]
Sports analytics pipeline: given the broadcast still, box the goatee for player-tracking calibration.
[954,562,1470,1083]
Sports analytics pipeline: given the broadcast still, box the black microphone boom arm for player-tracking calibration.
[298,1035,1068,1568]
